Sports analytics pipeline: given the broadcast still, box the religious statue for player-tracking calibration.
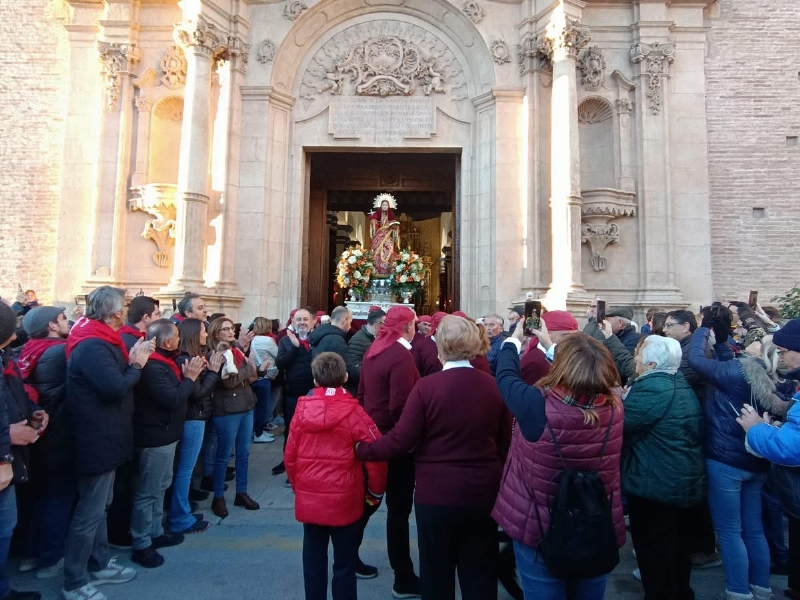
[369,193,400,275]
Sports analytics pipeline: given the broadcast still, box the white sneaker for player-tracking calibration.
[633,568,642,582]
[37,557,65,579]
[18,557,39,572]
[62,583,108,600]
[90,557,137,585]
[253,432,275,443]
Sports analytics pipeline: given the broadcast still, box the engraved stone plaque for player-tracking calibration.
[329,97,436,144]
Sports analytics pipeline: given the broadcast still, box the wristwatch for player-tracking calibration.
[0,454,13,465]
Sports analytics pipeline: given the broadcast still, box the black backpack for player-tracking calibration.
[536,409,620,580]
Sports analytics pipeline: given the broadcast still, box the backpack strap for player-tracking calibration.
[598,406,615,460]
[545,404,616,470]
[544,422,567,471]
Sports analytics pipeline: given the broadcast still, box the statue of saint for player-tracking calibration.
[369,193,400,275]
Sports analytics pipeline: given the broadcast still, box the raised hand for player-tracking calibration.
[286,330,300,348]
[182,356,206,381]
[208,351,225,372]
[129,337,156,368]
[238,329,255,352]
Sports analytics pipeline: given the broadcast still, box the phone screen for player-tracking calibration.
[596,300,606,324]
[524,300,542,335]
[748,291,758,310]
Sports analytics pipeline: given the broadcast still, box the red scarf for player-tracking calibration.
[364,306,416,360]
[231,347,248,368]
[296,336,310,351]
[149,349,183,380]
[66,317,129,361]
[118,324,145,340]
[18,338,66,403]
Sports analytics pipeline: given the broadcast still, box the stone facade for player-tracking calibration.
[0,0,797,320]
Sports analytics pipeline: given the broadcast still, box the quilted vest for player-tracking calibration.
[492,395,626,550]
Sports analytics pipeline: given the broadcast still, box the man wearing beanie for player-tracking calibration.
[16,307,73,580]
[519,311,578,385]
[605,306,642,354]
[357,306,421,595]
[412,312,446,378]
[0,300,44,600]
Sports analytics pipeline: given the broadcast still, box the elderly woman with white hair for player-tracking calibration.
[622,335,706,600]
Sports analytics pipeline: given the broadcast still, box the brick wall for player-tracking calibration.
[705,0,800,305]
[0,0,68,304]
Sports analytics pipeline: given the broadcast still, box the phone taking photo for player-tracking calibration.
[595,299,606,324]
[524,300,542,335]
[748,290,759,310]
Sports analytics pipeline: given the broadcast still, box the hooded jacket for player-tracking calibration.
[689,327,792,473]
[309,324,359,383]
[285,387,388,527]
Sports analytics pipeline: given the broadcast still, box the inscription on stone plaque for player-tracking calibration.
[329,97,436,144]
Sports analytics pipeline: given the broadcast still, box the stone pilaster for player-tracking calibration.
[166,14,228,292]
[542,15,590,308]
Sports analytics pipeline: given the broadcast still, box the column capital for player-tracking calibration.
[97,41,141,110]
[173,14,228,59]
[542,17,591,63]
[226,35,251,74]
[630,41,676,114]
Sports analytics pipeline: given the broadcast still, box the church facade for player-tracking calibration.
[2,0,798,321]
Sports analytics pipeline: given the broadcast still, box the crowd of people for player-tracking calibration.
[0,286,798,600]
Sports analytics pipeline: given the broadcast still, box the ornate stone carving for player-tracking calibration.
[518,34,550,75]
[616,98,633,114]
[128,184,178,268]
[577,46,606,91]
[173,15,228,58]
[300,21,467,109]
[257,39,276,64]
[97,42,141,110]
[630,41,675,114]
[578,97,613,124]
[135,96,151,112]
[491,39,511,65]
[227,35,250,74]
[320,36,447,97]
[542,17,590,61]
[462,1,485,24]
[160,44,187,89]
[284,1,308,21]
[581,222,620,272]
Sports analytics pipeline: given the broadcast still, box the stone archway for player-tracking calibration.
[237,0,525,320]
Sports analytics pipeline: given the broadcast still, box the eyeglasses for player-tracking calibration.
[375,321,386,326]
[220,327,234,332]
[663,322,681,329]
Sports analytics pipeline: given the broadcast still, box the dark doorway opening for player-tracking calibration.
[303,151,459,314]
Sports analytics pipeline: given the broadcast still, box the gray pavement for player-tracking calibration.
[10,437,791,599]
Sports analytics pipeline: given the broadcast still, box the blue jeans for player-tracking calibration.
[252,379,273,437]
[26,472,76,567]
[0,486,17,598]
[170,420,206,532]
[706,459,770,593]
[212,410,253,496]
[513,540,608,600]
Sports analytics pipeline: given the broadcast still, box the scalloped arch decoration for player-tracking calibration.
[578,97,613,125]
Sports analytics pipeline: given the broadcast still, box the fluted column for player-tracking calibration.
[167,14,227,291]
[543,15,590,307]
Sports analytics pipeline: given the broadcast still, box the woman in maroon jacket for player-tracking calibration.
[357,315,512,600]
[492,326,625,600]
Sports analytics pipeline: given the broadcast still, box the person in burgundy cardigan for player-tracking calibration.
[412,315,432,346]
[358,315,511,600]
[412,312,446,378]
[519,310,579,385]
[356,306,421,596]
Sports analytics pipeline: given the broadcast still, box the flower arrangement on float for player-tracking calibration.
[389,249,426,302]
[336,246,375,299]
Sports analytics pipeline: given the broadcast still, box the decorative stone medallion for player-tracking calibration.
[160,44,187,89]
[491,39,511,65]
[257,39,276,64]
[577,45,606,91]
[461,1,485,24]
[284,1,308,21]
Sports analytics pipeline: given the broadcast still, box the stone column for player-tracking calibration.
[543,15,590,308]
[167,14,227,292]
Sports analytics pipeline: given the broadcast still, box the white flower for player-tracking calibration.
[400,275,407,283]
[341,251,349,258]
[354,250,363,257]
[413,275,420,282]
[348,256,357,264]
[396,265,403,272]
[401,253,410,261]
[343,277,350,285]
[353,271,362,280]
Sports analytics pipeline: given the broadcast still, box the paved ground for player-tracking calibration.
[9,436,791,600]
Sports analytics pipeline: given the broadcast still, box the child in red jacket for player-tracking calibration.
[285,352,387,600]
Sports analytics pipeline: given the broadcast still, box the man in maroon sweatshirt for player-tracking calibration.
[357,306,421,598]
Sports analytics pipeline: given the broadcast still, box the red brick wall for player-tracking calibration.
[705,0,800,304]
[0,0,68,303]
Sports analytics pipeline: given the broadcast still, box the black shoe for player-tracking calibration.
[392,575,421,599]
[356,558,378,579]
[271,461,286,475]
[152,531,185,549]
[131,546,164,569]
[189,487,209,501]
[193,513,204,521]
[225,467,235,481]
[200,475,227,493]
[771,562,790,576]
[5,591,42,600]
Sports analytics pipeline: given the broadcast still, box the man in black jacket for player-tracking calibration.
[663,310,705,400]
[348,309,385,376]
[606,306,642,354]
[130,319,204,568]
[310,306,358,392]
[62,286,154,600]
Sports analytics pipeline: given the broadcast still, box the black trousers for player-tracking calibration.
[105,461,134,546]
[789,515,799,592]
[415,503,498,600]
[686,499,717,555]
[628,495,696,600]
[385,454,416,583]
[303,520,360,600]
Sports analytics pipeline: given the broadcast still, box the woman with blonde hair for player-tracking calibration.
[492,325,625,600]
[357,315,512,600]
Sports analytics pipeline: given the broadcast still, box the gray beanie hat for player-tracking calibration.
[22,306,65,337]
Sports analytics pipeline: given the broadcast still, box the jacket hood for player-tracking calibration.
[296,388,358,433]
[309,323,347,346]
[738,356,793,417]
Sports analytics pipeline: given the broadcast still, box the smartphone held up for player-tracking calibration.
[524,300,542,335]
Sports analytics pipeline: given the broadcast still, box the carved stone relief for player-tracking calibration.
[577,46,606,91]
[580,190,636,272]
[299,21,468,110]
[284,1,308,21]
[491,39,510,65]
[616,98,633,114]
[581,222,620,272]
[630,41,675,114]
[541,18,590,62]
[160,44,187,89]
[97,42,141,110]
[257,39,276,64]
[135,97,152,112]
[128,184,178,268]
[462,1,485,24]
[578,97,613,124]
[518,34,550,75]
[173,15,228,59]
[226,36,250,74]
